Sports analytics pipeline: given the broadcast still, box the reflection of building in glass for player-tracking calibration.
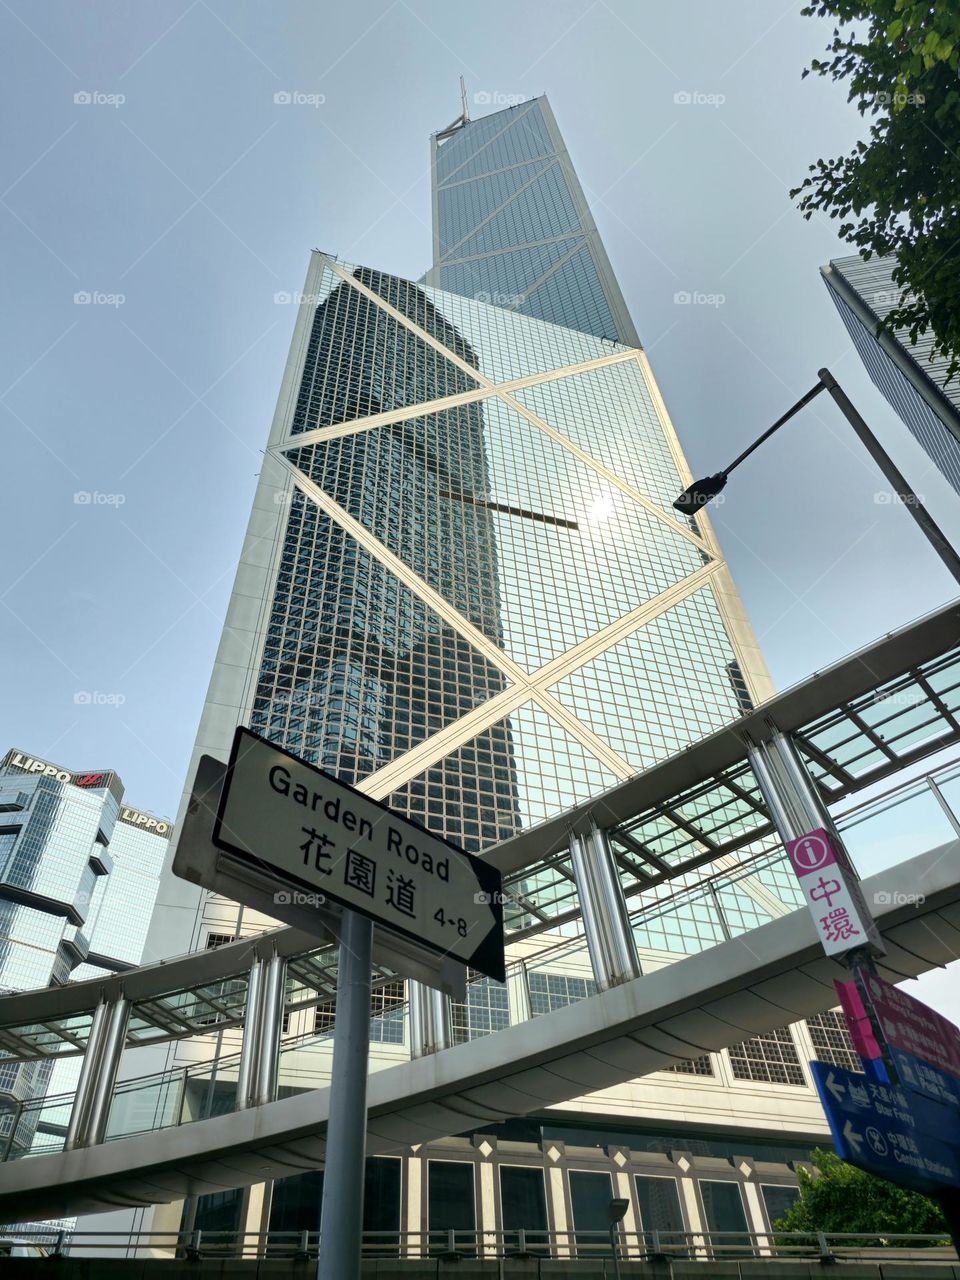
[0,749,169,1154]
[252,267,522,853]
[823,254,960,494]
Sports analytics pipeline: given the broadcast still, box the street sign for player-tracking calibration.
[212,727,506,982]
[862,972,960,1080]
[785,827,883,956]
[810,1060,960,1195]
[835,976,960,1107]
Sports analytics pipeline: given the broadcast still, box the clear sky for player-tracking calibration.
[2,3,959,1007]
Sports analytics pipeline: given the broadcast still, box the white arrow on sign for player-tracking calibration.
[212,727,506,981]
[825,1071,846,1104]
[843,1120,863,1155]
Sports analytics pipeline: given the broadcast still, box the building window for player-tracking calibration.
[806,1010,862,1074]
[728,1027,805,1086]
[312,981,406,1041]
[205,932,234,949]
[499,1165,549,1254]
[451,976,509,1042]
[427,1160,476,1256]
[363,1156,402,1255]
[568,1169,613,1256]
[267,1157,400,1250]
[528,971,596,1015]
[760,1183,800,1229]
[664,1055,713,1076]
[314,1001,335,1035]
[634,1175,685,1242]
[699,1180,751,1250]
[371,979,406,1044]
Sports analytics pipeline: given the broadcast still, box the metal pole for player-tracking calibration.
[723,380,826,476]
[254,953,285,1107]
[317,909,373,1280]
[65,997,110,1150]
[818,368,960,587]
[236,957,263,1111]
[610,1223,623,1279]
[409,980,452,1058]
[568,825,642,990]
[84,998,130,1146]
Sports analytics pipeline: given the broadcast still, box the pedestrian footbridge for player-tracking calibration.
[1,602,959,1224]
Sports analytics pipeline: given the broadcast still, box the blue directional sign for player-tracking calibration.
[888,1045,960,1109]
[810,1061,960,1195]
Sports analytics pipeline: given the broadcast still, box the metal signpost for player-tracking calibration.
[176,727,506,1280]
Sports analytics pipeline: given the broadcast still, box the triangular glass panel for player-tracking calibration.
[249,494,511,786]
[548,586,747,772]
[385,698,617,856]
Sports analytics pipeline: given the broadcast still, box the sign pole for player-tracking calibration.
[316,909,374,1280]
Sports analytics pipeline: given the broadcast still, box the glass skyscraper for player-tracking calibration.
[425,96,639,345]
[148,94,771,966]
[128,91,791,1248]
[823,253,960,494]
[0,748,170,1153]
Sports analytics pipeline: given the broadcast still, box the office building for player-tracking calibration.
[130,95,868,1249]
[0,748,170,1154]
[822,253,960,494]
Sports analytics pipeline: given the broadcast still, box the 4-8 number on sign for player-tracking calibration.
[434,908,468,936]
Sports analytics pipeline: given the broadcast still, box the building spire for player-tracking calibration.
[435,76,470,140]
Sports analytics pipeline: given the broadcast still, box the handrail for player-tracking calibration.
[9,1225,956,1261]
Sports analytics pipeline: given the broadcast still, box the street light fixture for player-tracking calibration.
[607,1197,629,1279]
[673,367,960,587]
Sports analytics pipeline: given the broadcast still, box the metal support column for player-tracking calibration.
[568,824,642,990]
[82,997,129,1147]
[64,997,111,1151]
[745,729,833,842]
[409,980,453,1058]
[253,953,285,1108]
[317,909,374,1280]
[236,957,263,1111]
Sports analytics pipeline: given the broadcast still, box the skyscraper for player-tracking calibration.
[0,748,169,1155]
[822,253,960,494]
[138,93,797,1245]
[425,96,639,346]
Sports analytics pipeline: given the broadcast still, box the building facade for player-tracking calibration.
[822,253,960,494]
[126,95,872,1250]
[0,749,170,1154]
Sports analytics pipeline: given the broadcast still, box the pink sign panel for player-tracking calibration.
[785,828,873,957]
[786,829,839,878]
[862,972,960,1082]
[834,978,881,1060]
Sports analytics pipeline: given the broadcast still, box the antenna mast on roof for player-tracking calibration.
[436,76,471,140]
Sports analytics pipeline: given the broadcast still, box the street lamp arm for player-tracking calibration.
[673,381,826,514]
[672,364,960,589]
[723,380,827,478]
